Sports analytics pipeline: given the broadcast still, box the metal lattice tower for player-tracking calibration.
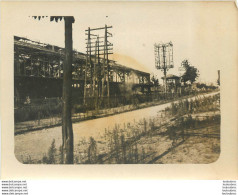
[154,42,174,94]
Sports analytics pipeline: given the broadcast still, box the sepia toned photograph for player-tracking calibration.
[11,3,225,165]
[1,0,237,180]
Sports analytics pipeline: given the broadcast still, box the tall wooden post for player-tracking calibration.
[105,25,110,105]
[84,28,90,105]
[97,37,101,99]
[162,45,167,96]
[102,28,106,99]
[85,25,113,105]
[62,16,74,164]
[93,37,98,109]
[93,37,97,98]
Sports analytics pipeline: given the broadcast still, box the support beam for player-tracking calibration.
[85,26,112,31]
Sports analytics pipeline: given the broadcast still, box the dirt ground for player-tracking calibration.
[15,92,220,164]
[137,124,220,164]
[74,111,220,164]
[157,136,220,164]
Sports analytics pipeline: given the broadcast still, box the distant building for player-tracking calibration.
[14,36,152,105]
[161,74,181,94]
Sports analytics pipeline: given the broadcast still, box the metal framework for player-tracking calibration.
[14,36,151,103]
[154,42,174,93]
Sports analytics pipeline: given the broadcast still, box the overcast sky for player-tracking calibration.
[11,2,238,84]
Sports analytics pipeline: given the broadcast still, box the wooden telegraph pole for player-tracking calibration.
[84,28,90,105]
[32,16,75,164]
[62,16,75,164]
[105,25,110,105]
[85,25,113,108]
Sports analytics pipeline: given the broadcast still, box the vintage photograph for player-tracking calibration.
[13,2,223,164]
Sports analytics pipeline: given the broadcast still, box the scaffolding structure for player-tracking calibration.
[14,36,151,108]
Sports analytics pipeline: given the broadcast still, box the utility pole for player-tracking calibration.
[105,25,110,106]
[162,45,167,94]
[93,36,98,98]
[84,27,90,105]
[85,25,113,108]
[62,16,74,164]
[93,36,99,108]
[154,42,174,97]
[32,16,75,164]
[97,36,101,98]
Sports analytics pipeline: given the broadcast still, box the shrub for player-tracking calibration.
[41,139,57,164]
[88,137,97,163]
[47,139,57,164]
[15,98,62,122]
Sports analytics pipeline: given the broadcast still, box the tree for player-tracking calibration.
[181,60,199,84]
[88,137,97,163]
[151,75,159,86]
[48,139,57,164]
[151,75,160,91]
[151,75,159,87]
[196,82,207,90]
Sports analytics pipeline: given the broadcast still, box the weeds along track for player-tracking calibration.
[19,93,220,164]
[15,91,219,134]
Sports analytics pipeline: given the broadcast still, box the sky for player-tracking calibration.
[10,1,238,84]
